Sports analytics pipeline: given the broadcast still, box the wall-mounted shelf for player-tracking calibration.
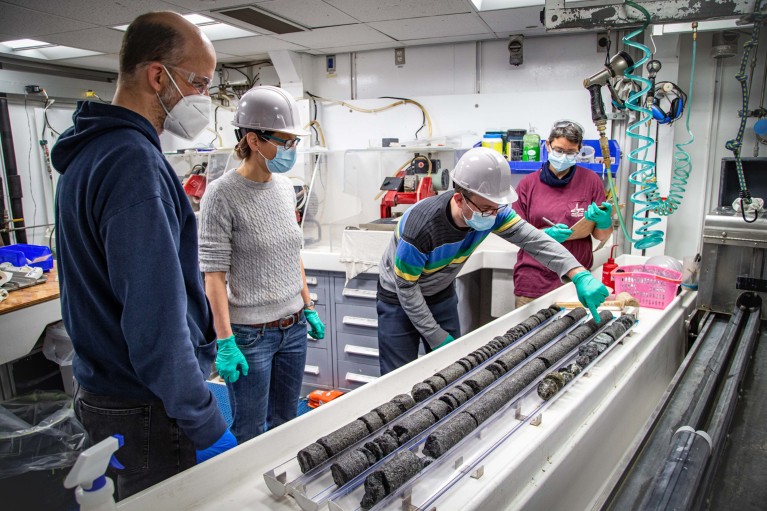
[508,139,620,177]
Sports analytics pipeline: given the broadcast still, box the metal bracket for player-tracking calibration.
[607,112,628,121]
[515,403,542,426]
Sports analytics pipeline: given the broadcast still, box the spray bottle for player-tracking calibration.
[602,245,619,290]
[64,434,124,511]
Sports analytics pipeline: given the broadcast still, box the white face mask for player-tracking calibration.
[157,65,211,141]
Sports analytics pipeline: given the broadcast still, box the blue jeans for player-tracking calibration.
[377,293,461,375]
[227,316,308,442]
[74,385,196,501]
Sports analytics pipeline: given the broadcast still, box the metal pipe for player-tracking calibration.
[475,41,482,94]
[350,52,357,100]
[0,94,27,244]
[698,57,725,253]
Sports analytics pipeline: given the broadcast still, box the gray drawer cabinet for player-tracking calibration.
[301,270,382,395]
[333,273,380,391]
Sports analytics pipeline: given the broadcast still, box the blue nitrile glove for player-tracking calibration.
[436,334,456,349]
[571,270,610,323]
[585,201,613,229]
[543,224,573,243]
[304,309,325,339]
[216,335,249,383]
[196,429,237,464]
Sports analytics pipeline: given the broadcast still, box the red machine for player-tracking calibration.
[379,155,438,218]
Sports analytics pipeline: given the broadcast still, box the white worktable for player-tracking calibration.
[119,255,694,511]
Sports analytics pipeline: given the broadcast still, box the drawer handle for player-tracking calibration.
[306,277,318,286]
[304,365,320,375]
[343,288,377,299]
[346,372,377,384]
[343,316,378,328]
[345,345,379,358]
[310,292,318,301]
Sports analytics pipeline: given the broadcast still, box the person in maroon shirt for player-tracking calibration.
[513,120,614,307]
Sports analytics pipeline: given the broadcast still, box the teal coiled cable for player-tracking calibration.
[623,0,664,249]
[653,26,697,216]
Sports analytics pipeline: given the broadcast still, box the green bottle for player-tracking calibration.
[521,127,540,162]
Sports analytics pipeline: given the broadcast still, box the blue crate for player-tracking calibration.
[509,139,620,176]
[0,244,54,272]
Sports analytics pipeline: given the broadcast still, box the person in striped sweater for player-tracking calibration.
[376,147,608,374]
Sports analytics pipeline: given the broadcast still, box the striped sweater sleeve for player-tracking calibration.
[392,217,450,348]
[495,208,581,279]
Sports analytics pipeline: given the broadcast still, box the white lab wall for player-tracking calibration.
[4,29,766,259]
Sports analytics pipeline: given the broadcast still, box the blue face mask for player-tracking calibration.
[463,209,496,231]
[265,144,297,173]
[548,151,577,173]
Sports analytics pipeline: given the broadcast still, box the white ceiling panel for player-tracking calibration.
[324,0,471,22]
[45,28,125,54]
[215,51,243,63]
[1,0,187,26]
[256,0,358,29]
[479,7,543,33]
[55,53,120,72]
[275,24,395,48]
[164,0,270,10]
[369,14,492,41]
[0,3,96,37]
[212,35,308,56]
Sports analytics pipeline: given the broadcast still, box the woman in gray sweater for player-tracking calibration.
[198,86,325,442]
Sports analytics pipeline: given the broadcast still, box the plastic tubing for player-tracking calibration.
[654,26,698,216]
[623,0,664,250]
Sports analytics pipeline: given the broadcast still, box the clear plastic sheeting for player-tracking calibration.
[0,391,87,478]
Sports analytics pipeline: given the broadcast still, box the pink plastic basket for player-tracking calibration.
[611,265,682,309]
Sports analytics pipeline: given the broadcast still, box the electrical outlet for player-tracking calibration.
[394,48,406,66]
[25,85,42,94]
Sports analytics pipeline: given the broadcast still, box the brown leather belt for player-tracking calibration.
[249,310,302,330]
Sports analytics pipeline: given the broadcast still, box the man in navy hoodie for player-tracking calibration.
[52,11,235,499]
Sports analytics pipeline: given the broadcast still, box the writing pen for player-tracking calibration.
[541,217,556,227]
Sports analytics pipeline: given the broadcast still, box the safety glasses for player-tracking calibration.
[164,64,212,95]
[462,194,507,217]
[263,133,301,150]
[552,119,585,136]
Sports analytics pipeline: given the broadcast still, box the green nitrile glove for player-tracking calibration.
[216,335,249,383]
[543,223,573,243]
[304,309,325,339]
[436,334,456,349]
[585,201,613,229]
[571,270,610,323]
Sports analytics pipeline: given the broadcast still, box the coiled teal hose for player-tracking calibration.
[652,26,697,216]
[623,0,663,249]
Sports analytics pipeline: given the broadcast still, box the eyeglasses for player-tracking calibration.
[549,147,580,158]
[552,120,585,137]
[164,64,212,95]
[462,194,507,217]
[263,133,301,150]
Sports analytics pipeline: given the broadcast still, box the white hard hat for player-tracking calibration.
[451,147,518,204]
[232,85,309,136]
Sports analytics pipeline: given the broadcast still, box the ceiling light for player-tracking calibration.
[652,18,751,35]
[471,0,545,9]
[112,15,257,41]
[1,39,52,50]
[0,39,102,60]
